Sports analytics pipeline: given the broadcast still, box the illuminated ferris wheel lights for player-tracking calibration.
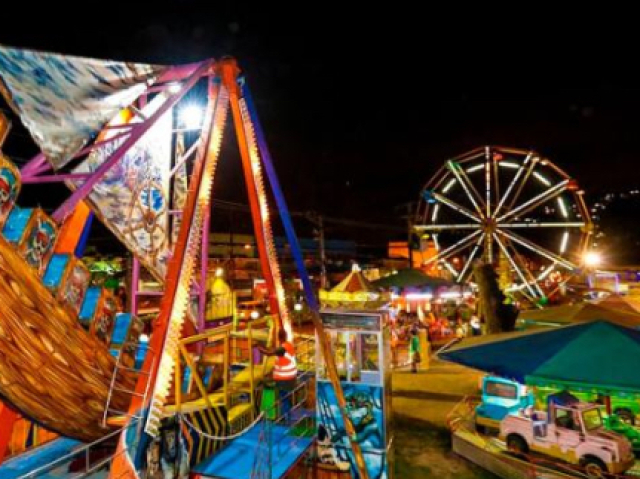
[431,204,440,222]
[533,172,551,186]
[559,231,570,254]
[499,161,519,169]
[466,164,484,173]
[442,178,457,193]
[418,148,592,297]
[557,197,569,218]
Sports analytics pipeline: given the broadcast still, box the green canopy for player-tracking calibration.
[517,302,640,330]
[372,268,455,290]
[441,320,640,394]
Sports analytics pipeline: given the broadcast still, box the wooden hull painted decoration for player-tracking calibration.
[0,154,20,226]
[0,235,136,441]
[18,209,58,276]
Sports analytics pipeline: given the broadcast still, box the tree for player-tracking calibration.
[473,262,518,333]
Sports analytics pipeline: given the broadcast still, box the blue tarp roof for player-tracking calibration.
[440,320,640,393]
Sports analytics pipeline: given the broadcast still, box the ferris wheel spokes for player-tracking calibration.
[493,151,534,218]
[493,233,538,298]
[499,221,586,229]
[497,229,576,271]
[423,229,482,267]
[501,234,546,298]
[447,161,486,218]
[497,179,569,223]
[416,223,482,231]
[429,191,482,223]
[457,232,486,282]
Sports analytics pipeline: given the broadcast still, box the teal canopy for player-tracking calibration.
[440,320,640,394]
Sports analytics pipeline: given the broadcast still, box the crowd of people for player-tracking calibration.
[389,306,483,372]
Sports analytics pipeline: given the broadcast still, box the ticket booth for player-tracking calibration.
[316,309,394,479]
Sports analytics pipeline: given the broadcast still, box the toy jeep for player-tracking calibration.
[500,392,634,478]
[534,382,640,425]
[475,376,534,433]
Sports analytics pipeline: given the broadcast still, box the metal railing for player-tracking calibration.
[16,418,139,479]
[103,341,156,442]
[251,374,316,479]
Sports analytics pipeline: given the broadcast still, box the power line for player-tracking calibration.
[212,199,404,232]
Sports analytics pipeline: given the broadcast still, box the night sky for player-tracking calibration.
[2,8,640,252]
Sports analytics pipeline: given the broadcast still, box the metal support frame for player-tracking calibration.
[241,80,371,479]
[34,61,213,224]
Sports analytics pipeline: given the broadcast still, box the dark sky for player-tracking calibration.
[2,7,640,232]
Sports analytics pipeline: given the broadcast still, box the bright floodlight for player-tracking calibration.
[215,267,224,278]
[180,105,204,129]
[584,251,602,268]
[294,303,303,312]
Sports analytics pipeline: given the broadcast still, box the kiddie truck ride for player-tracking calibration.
[500,392,635,478]
[475,376,534,433]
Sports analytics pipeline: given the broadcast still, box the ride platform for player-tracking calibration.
[191,418,313,479]
[452,427,640,479]
[0,438,82,479]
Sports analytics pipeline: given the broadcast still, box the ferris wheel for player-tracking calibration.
[415,146,593,300]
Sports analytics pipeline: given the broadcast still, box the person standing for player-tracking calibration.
[409,328,421,373]
[390,326,399,367]
[258,329,297,420]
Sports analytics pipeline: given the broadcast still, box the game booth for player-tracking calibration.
[316,309,394,479]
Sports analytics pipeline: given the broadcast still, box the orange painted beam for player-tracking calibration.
[220,59,282,333]
[54,201,91,254]
[0,111,10,148]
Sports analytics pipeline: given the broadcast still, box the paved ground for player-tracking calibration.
[392,357,498,478]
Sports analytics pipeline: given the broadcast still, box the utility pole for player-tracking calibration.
[306,212,328,290]
[397,201,417,269]
[317,215,328,290]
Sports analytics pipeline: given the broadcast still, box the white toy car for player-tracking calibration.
[500,400,634,478]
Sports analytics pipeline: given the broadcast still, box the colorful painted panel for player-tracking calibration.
[139,415,191,478]
[2,207,32,244]
[79,286,102,328]
[71,94,172,279]
[0,153,20,226]
[58,258,91,316]
[90,290,118,345]
[120,315,144,368]
[317,382,388,479]
[0,46,161,169]
[18,209,58,276]
[42,254,71,290]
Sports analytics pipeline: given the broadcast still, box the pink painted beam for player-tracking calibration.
[156,62,211,83]
[52,60,214,223]
[170,139,200,177]
[20,60,211,182]
[20,153,48,177]
[22,173,92,184]
[21,130,132,181]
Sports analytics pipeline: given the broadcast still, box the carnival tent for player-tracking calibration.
[440,320,640,394]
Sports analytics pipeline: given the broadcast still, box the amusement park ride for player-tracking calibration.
[0,46,376,478]
[416,146,595,302]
